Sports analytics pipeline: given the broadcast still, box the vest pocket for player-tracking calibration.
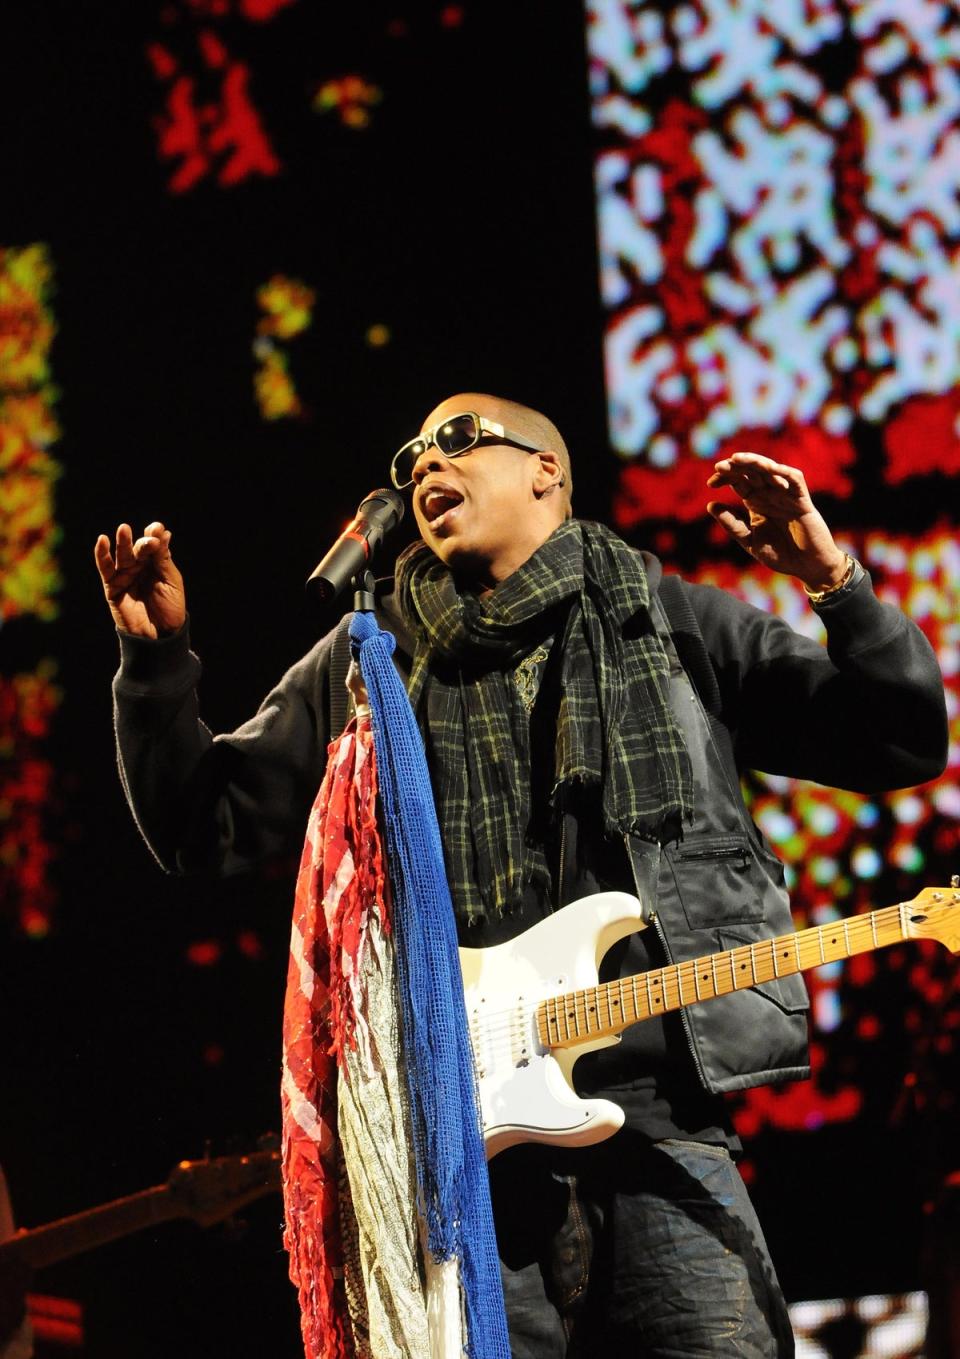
[666,832,774,929]
[718,928,810,1015]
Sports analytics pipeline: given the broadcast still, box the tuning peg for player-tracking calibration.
[952,875,959,889]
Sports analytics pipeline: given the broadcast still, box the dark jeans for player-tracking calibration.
[491,1136,795,1358]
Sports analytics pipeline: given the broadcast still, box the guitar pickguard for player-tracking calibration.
[459,891,650,1158]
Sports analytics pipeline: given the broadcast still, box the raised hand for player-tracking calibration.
[94,522,186,639]
[706,452,848,592]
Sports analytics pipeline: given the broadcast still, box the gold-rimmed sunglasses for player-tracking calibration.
[390,412,542,490]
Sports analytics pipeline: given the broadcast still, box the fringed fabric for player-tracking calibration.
[281,715,429,1359]
[350,610,511,1359]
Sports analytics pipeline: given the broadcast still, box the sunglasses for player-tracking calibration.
[390,411,542,489]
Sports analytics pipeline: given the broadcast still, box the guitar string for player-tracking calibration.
[465,905,916,1049]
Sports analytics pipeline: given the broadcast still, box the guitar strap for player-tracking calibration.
[652,578,751,827]
[623,580,756,913]
[328,611,354,739]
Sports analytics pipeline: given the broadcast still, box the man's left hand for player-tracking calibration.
[707,451,848,592]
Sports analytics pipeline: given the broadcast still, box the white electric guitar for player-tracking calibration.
[459,881,960,1159]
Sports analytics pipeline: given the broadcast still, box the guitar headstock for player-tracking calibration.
[165,1148,281,1228]
[902,880,960,954]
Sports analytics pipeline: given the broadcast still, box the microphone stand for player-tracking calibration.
[352,569,376,614]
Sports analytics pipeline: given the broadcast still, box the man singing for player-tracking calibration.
[96,392,947,1357]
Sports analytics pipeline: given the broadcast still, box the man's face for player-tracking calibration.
[410,400,546,586]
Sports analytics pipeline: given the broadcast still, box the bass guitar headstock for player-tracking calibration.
[165,1147,281,1228]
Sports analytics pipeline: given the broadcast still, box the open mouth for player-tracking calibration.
[421,485,464,528]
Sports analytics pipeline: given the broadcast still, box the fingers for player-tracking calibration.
[133,524,172,561]
[707,455,819,529]
[94,523,171,583]
[707,502,752,545]
[94,524,134,583]
[708,462,791,493]
[93,534,115,581]
[113,522,136,572]
[707,452,807,499]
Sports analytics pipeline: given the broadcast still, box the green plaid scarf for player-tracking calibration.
[395,519,693,924]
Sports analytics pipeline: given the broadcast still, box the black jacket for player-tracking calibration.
[112,553,948,1094]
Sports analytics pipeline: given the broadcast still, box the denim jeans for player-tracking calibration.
[491,1136,795,1358]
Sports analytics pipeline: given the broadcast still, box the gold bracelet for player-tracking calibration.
[803,554,855,604]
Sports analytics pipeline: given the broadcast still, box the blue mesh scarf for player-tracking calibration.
[349,609,510,1359]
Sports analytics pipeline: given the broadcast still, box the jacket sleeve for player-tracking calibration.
[113,619,336,875]
[683,569,949,793]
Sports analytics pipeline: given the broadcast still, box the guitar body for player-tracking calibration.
[459,891,649,1159]
[459,880,960,1160]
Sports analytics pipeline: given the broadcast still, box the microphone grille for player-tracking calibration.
[359,487,405,524]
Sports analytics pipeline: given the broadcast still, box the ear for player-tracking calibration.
[531,449,564,496]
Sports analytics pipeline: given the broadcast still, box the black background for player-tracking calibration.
[0,3,949,1354]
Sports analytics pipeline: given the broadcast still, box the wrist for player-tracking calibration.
[800,551,850,595]
[803,555,863,605]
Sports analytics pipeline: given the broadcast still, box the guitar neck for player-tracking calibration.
[537,902,912,1049]
[0,1186,178,1270]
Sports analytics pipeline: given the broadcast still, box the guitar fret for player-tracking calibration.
[532,891,952,1055]
[530,891,951,1060]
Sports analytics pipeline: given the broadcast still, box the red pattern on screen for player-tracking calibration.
[148,35,281,192]
[613,422,855,524]
[884,392,960,484]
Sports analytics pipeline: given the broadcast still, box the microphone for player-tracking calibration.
[306,487,405,604]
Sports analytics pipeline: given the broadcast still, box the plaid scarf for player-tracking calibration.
[395,518,693,924]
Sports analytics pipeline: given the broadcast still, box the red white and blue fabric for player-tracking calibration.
[281,714,386,1359]
[281,609,510,1359]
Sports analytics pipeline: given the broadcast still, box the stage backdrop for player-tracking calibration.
[0,3,956,1355]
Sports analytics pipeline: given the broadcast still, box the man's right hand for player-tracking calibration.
[94,522,186,639]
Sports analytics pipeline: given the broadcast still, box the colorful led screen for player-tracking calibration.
[587,1,960,1145]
